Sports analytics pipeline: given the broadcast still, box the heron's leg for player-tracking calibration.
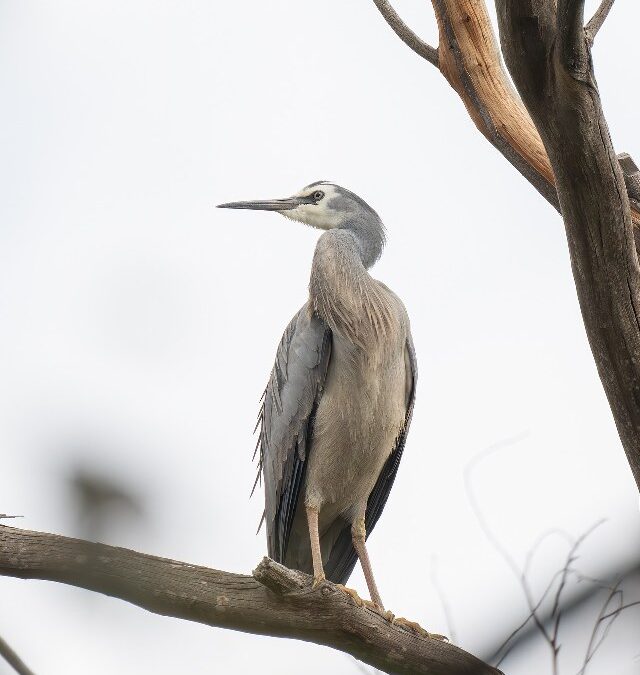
[352,517,384,609]
[305,505,325,587]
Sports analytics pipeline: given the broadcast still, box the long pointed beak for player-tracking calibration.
[216,197,302,211]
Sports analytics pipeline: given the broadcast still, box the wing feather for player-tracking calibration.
[259,304,332,562]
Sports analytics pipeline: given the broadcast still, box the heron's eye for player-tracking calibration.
[312,190,324,202]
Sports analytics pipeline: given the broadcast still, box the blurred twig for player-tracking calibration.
[430,555,458,645]
[0,634,35,675]
[466,437,640,673]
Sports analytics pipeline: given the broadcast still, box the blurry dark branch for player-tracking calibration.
[585,0,616,44]
[0,634,35,675]
[372,0,438,66]
[0,525,500,675]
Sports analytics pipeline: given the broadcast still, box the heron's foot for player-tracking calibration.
[311,573,326,590]
[335,584,366,607]
[390,616,448,642]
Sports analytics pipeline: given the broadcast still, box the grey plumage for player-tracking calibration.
[219,182,416,605]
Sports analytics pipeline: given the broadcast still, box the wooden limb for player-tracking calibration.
[372,0,640,229]
[429,0,559,208]
[0,635,35,675]
[494,1,640,490]
[372,0,439,67]
[586,0,616,44]
[0,525,501,675]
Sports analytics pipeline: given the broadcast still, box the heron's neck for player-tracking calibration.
[309,227,392,348]
[342,216,385,269]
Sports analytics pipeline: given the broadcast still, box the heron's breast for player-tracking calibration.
[304,330,407,514]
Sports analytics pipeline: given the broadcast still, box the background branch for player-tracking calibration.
[586,0,616,43]
[0,525,500,675]
[372,0,439,66]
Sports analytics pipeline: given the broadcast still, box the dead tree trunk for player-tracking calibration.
[373,0,640,490]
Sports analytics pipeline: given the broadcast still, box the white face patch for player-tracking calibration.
[278,183,343,230]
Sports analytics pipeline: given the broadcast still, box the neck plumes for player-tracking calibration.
[308,219,393,349]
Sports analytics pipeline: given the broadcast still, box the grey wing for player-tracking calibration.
[324,333,417,584]
[258,304,332,563]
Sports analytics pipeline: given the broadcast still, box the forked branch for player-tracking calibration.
[0,525,500,675]
[586,0,616,44]
[370,0,640,229]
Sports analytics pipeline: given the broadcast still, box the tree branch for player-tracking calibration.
[495,1,640,491]
[371,0,640,232]
[372,0,438,67]
[0,525,500,675]
[585,0,616,44]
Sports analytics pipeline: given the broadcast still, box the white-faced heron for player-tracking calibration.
[218,182,416,609]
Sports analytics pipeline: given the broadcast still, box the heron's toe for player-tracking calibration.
[390,616,448,641]
[335,584,365,607]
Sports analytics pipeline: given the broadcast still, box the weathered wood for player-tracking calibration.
[619,153,640,204]
[494,0,640,490]
[0,525,500,675]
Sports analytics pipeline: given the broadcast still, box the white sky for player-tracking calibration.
[1,1,639,674]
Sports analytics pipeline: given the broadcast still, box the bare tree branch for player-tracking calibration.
[371,0,438,67]
[586,0,616,44]
[371,1,640,236]
[0,634,35,675]
[0,525,501,675]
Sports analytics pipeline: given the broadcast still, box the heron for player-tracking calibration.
[218,182,416,610]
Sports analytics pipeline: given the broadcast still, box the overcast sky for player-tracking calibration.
[1,2,639,674]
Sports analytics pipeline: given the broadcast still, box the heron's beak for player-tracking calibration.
[217,197,302,211]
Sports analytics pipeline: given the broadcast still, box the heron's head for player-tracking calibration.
[217,181,381,231]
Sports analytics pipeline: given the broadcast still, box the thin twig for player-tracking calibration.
[371,0,438,67]
[0,635,35,675]
[579,581,624,675]
[430,555,458,644]
[585,0,616,44]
